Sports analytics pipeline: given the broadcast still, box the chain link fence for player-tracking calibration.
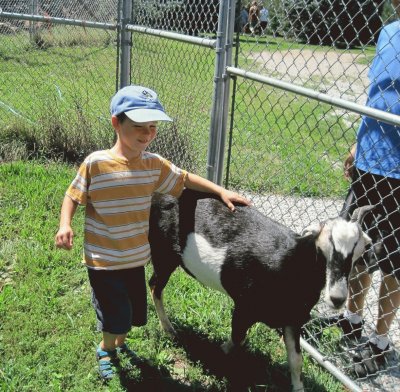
[228,1,400,391]
[0,0,118,162]
[0,0,399,391]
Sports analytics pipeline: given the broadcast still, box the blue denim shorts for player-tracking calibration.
[87,267,147,334]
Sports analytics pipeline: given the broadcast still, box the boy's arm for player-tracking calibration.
[55,195,79,250]
[184,173,250,212]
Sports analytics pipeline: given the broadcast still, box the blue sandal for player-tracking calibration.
[96,345,118,381]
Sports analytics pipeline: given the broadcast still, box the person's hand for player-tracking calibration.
[55,225,74,250]
[344,145,356,181]
[220,190,251,212]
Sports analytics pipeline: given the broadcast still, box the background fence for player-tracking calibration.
[0,0,399,391]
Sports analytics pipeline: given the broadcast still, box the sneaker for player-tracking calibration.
[96,345,119,381]
[352,341,390,378]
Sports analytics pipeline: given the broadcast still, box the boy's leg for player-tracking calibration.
[101,332,127,351]
[115,333,128,348]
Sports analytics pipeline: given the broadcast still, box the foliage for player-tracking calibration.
[283,0,385,47]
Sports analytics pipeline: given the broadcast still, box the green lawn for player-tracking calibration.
[1,31,364,197]
[0,161,345,391]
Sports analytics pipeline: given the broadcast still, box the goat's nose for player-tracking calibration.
[330,295,345,308]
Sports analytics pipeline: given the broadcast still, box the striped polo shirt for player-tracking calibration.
[66,149,187,270]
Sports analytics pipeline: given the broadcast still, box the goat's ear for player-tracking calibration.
[300,222,322,238]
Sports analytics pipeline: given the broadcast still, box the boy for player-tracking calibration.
[55,85,250,380]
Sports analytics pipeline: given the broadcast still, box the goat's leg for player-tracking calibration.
[221,305,252,354]
[149,272,177,337]
[283,325,304,392]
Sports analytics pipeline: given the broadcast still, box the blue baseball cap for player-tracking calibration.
[110,85,172,123]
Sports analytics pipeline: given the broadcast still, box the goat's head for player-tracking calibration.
[302,205,374,309]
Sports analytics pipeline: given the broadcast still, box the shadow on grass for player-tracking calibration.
[174,324,291,392]
[118,323,335,391]
[118,357,193,392]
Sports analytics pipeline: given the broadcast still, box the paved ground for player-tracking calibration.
[249,48,370,104]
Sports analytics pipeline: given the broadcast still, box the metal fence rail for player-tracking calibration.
[0,0,399,391]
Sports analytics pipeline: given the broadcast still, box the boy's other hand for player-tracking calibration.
[55,226,74,250]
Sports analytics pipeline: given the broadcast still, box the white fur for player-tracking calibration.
[325,276,348,306]
[331,221,359,258]
[182,233,228,294]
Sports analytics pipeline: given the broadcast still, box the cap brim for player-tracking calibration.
[125,109,173,123]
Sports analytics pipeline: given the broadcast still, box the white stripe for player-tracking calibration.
[95,201,151,215]
[86,151,112,164]
[85,222,147,240]
[85,217,148,233]
[156,163,182,194]
[85,244,150,262]
[86,259,149,270]
[142,151,160,160]
[91,169,161,184]
[71,173,87,192]
[90,176,159,191]
[92,196,151,208]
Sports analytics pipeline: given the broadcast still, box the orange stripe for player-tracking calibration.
[85,231,149,250]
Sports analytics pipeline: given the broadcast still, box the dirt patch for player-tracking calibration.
[249,49,370,105]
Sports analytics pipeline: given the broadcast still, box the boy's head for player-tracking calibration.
[110,85,172,123]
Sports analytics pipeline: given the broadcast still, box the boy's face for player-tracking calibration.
[112,115,157,156]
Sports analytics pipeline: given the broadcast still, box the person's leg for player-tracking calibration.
[347,264,372,316]
[101,332,127,351]
[376,273,400,336]
[115,333,128,348]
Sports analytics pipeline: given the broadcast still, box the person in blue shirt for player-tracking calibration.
[334,15,400,377]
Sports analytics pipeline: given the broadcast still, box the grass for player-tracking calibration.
[0,161,346,391]
[0,30,369,197]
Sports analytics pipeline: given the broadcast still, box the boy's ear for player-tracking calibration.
[111,115,119,129]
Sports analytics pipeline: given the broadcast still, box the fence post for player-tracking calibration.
[29,0,38,42]
[216,0,236,185]
[119,0,132,88]
[206,0,228,183]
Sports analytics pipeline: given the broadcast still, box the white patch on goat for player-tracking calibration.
[325,276,348,306]
[331,220,359,258]
[182,233,228,294]
[320,220,360,307]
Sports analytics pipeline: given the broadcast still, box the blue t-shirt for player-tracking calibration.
[355,21,400,179]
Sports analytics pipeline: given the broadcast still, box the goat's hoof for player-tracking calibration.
[220,340,234,354]
[162,325,177,338]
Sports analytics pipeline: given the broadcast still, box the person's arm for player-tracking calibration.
[184,173,250,211]
[55,195,79,250]
[344,144,356,181]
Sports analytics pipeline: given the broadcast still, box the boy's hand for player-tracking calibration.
[220,190,251,212]
[55,225,74,250]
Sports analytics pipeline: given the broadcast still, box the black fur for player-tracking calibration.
[149,189,325,331]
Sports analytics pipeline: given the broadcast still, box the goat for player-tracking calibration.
[148,189,373,391]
